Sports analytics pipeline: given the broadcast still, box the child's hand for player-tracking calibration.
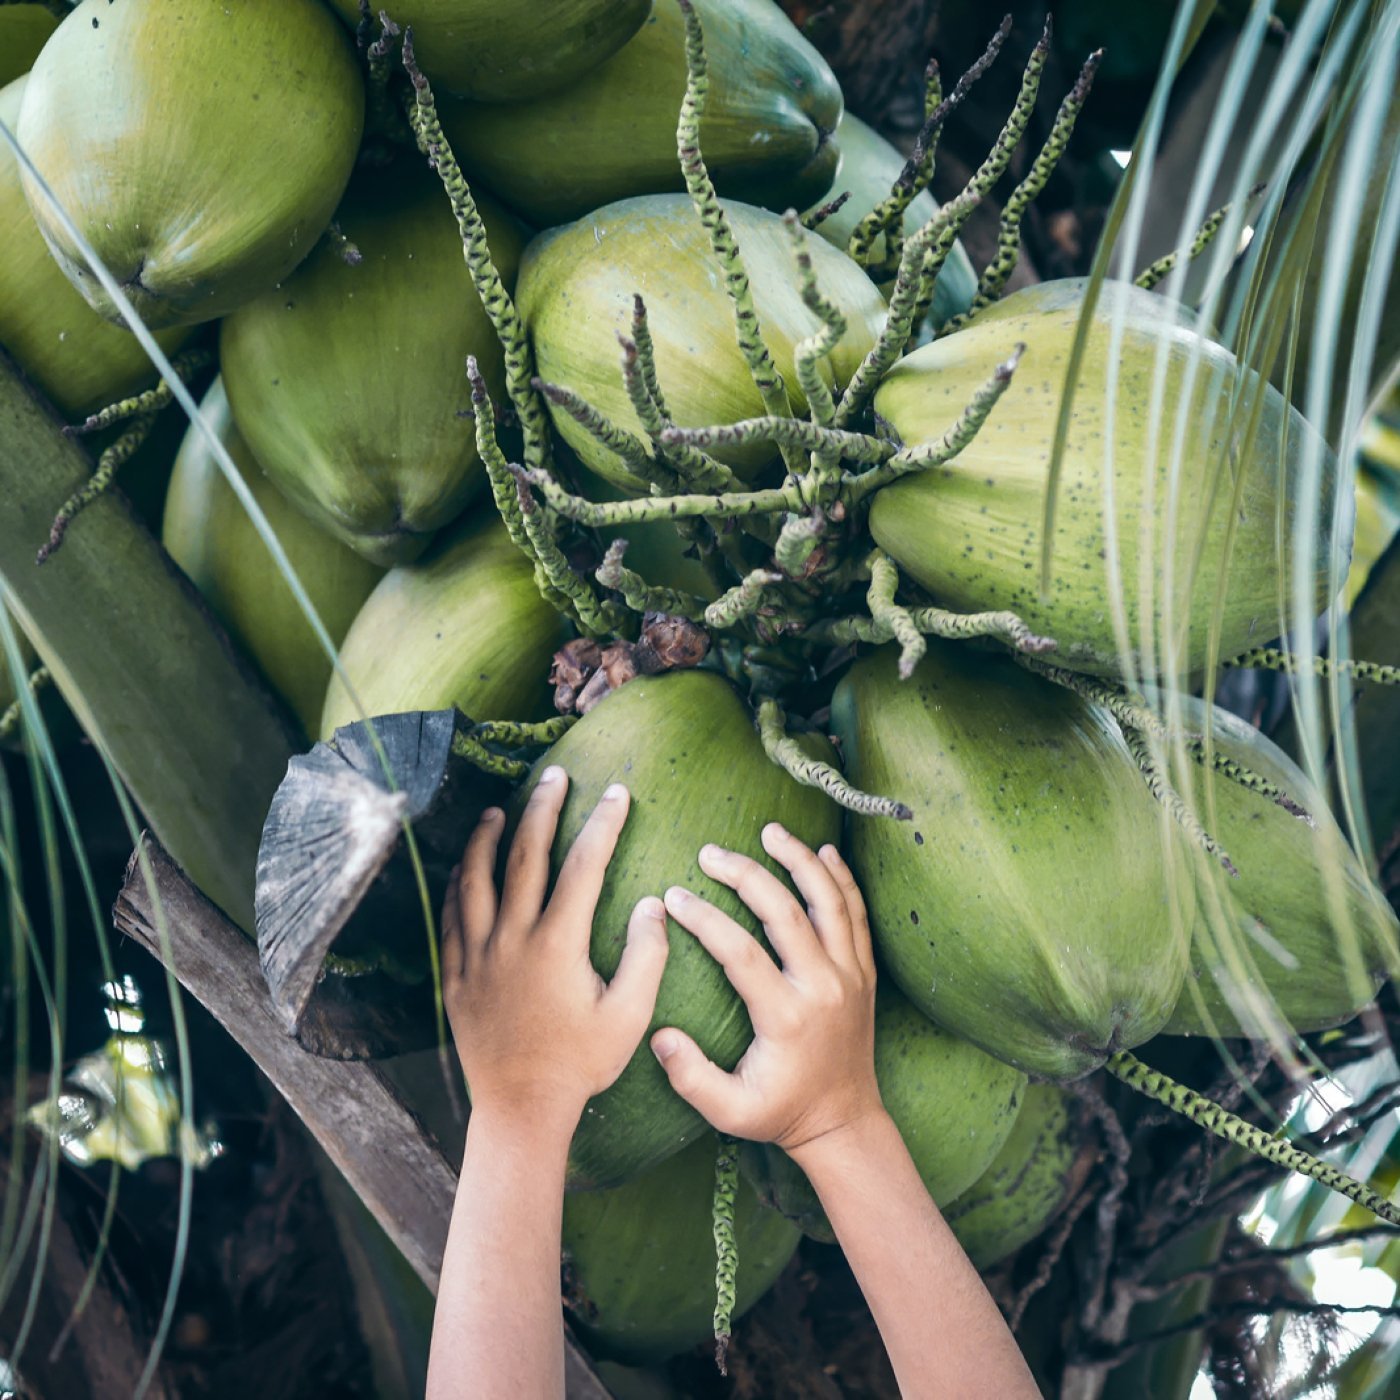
[649,823,884,1158]
[441,765,669,1130]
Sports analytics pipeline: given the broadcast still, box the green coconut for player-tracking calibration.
[329,0,650,103]
[746,984,1026,1242]
[510,670,840,1189]
[518,194,886,489]
[562,1130,799,1363]
[805,110,977,325]
[868,279,1343,677]
[162,380,385,739]
[0,5,58,88]
[16,0,363,329]
[831,643,1194,1081]
[1157,694,1399,1037]
[944,1082,1088,1271]
[319,512,568,738]
[440,0,841,228]
[0,77,192,418]
[221,160,523,567]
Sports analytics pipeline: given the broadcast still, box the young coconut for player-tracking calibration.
[805,110,978,325]
[1156,693,1400,1038]
[831,642,1195,1081]
[517,194,887,489]
[0,4,58,88]
[868,278,1344,678]
[16,0,363,328]
[562,1130,799,1364]
[0,77,191,418]
[943,1082,1091,1271]
[328,0,650,104]
[746,984,1026,1242]
[319,511,570,739]
[509,669,840,1189]
[220,159,523,567]
[440,0,841,228]
[162,380,385,740]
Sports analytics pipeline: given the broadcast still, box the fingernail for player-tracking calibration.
[603,782,628,802]
[651,1030,680,1063]
[763,822,788,844]
[699,843,727,864]
[637,895,666,922]
[664,885,692,910]
[539,765,564,785]
[481,807,503,824]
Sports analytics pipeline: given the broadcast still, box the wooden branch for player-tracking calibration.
[114,834,612,1400]
[0,351,298,931]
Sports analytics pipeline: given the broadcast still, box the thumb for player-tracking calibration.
[650,1027,745,1132]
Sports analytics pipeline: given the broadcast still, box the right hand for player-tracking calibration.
[649,823,885,1157]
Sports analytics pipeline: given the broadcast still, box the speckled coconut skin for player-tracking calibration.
[750,984,1026,1242]
[832,643,1195,1081]
[870,279,1343,677]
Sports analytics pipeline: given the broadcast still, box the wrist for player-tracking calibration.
[467,1093,584,1155]
[785,1103,899,1178]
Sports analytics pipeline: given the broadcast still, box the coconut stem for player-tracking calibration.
[953,47,1102,327]
[465,360,583,623]
[661,417,893,465]
[533,377,659,485]
[514,465,798,528]
[866,554,926,679]
[757,699,914,820]
[847,344,1024,500]
[363,10,411,146]
[705,569,784,630]
[712,1133,740,1375]
[782,213,845,432]
[63,347,213,437]
[675,0,801,475]
[1122,728,1238,877]
[449,732,528,780]
[1106,1051,1400,1226]
[472,716,576,748]
[596,540,707,621]
[836,183,983,428]
[802,189,851,233]
[38,414,156,565]
[1184,740,1314,823]
[847,21,1009,273]
[0,666,51,744]
[1224,647,1400,687]
[1134,184,1266,292]
[401,31,552,476]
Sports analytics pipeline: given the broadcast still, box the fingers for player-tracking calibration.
[664,884,788,1006]
[697,843,823,978]
[547,783,630,943]
[760,823,856,971]
[500,765,567,927]
[458,806,503,948]
[603,896,670,1032]
[650,1027,752,1133]
[819,843,875,980]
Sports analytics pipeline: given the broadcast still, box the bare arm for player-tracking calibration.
[427,768,668,1400]
[649,826,1037,1400]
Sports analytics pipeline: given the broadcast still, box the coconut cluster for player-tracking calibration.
[4,0,1397,1366]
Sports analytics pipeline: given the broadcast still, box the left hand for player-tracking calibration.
[441,765,670,1129]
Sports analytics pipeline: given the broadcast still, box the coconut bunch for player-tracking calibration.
[5,0,1400,1374]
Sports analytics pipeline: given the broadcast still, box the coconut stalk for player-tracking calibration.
[0,353,297,931]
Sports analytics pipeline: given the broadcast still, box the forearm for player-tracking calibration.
[427,1103,576,1400]
[791,1111,1038,1400]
